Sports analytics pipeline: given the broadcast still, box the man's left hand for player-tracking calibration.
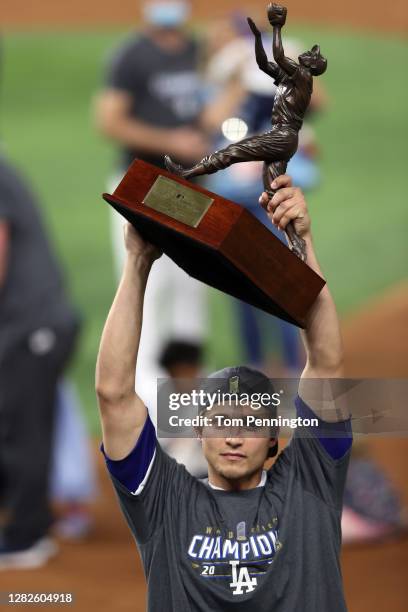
[259,175,311,237]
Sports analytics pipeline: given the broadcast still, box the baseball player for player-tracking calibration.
[96,175,352,611]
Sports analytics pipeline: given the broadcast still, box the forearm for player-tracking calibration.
[261,178,346,420]
[95,90,173,154]
[102,114,176,155]
[254,33,269,71]
[272,26,284,63]
[96,253,152,402]
[301,234,343,375]
[247,19,277,79]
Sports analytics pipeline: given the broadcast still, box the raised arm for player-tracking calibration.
[260,176,348,421]
[268,4,297,76]
[247,18,280,80]
[95,224,161,460]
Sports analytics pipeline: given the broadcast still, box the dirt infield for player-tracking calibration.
[3,283,408,611]
[343,282,408,378]
[1,0,407,32]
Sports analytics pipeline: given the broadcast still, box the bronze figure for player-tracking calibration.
[165,3,327,260]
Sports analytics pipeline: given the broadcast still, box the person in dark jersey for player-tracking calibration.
[96,174,352,611]
[0,156,79,570]
[95,0,215,411]
[95,0,210,174]
[165,4,327,192]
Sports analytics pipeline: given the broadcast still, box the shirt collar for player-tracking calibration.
[208,469,267,491]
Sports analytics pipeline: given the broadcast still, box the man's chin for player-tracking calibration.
[216,462,248,481]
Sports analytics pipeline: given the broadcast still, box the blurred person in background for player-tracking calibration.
[96,0,209,191]
[341,454,406,545]
[156,340,208,477]
[50,380,96,541]
[95,0,239,413]
[95,0,208,413]
[0,155,80,570]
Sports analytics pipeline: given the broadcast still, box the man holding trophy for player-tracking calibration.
[97,4,351,610]
[96,173,351,610]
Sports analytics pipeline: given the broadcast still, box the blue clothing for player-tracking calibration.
[101,398,352,493]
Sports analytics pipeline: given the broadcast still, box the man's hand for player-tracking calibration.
[167,127,210,164]
[259,175,311,237]
[124,223,162,263]
[268,3,287,27]
[247,17,261,37]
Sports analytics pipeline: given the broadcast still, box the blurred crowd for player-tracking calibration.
[0,0,405,571]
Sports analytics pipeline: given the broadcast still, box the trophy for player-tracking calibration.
[103,3,327,328]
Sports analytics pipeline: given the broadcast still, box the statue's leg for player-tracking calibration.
[262,160,307,262]
[164,154,215,179]
[165,134,269,179]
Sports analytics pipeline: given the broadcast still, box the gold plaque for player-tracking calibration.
[142,175,213,228]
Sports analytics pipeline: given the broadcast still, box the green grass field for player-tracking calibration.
[1,27,407,431]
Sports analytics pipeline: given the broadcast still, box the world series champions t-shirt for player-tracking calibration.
[102,397,352,611]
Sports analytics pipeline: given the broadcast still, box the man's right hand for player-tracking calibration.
[123,223,162,263]
[166,128,210,164]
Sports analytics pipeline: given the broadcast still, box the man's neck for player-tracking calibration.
[208,469,267,492]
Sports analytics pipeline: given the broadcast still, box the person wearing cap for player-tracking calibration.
[95,175,352,611]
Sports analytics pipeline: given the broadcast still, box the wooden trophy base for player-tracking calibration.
[103,159,325,328]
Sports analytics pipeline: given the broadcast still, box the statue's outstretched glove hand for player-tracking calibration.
[268,3,287,27]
